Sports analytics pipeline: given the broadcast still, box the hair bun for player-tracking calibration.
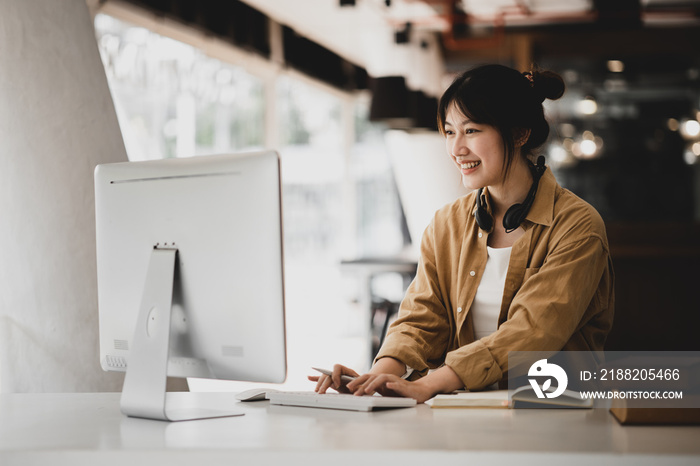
[532,70,565,102]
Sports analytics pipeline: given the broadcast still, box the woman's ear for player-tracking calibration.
[514,128,531,147]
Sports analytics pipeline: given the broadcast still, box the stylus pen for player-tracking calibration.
[312,367,357,384]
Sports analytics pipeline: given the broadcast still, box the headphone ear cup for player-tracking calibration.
[503,203,526,232]
[474,188,493,233]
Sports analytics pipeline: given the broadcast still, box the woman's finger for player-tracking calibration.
[346,373,372,392]
[331,364,360,386]
[351,374,384,395]
[362,374,399,396]
[316,374,332,393]
[331,365,345,388]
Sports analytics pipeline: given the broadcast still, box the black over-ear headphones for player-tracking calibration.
[474,156,547,234]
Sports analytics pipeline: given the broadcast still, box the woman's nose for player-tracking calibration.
[450,134,468,157]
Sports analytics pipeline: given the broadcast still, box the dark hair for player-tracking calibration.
[437,64,565,178]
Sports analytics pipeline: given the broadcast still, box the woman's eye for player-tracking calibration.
[465,128,478,134]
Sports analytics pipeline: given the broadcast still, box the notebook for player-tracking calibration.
[428,390,510,409]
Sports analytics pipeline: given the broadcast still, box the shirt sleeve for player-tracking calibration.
[445,232,610,390]
[374,219,452,376]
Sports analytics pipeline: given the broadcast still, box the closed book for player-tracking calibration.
[428,390,510,409]
[510,385,593,409]
[429,386,594,409]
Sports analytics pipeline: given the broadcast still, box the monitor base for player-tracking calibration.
[120,247,243,422]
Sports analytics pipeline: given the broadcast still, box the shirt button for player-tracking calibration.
[470,270,476,277]
[457,307,463,313]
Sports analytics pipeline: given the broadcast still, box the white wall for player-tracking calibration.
[0,0,127,392]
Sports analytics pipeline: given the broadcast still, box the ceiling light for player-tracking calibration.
[579,139,598,158]
[547,143,576,169]
[680,119,700,140]
[607,60,625,73]
[576,96,597,116]
[570,131,603,160]
[549,144,568,164]
[693,142,700,156]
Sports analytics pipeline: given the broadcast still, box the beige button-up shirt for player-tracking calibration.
[375,169,615,390]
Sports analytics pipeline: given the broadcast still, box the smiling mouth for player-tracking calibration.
[460,161,481,170]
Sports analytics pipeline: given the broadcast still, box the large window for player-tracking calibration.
[95,14,264,161]
[351,96,407,258]
[94,13,406,390]
[273,76,370,382]
[276,76,345,262]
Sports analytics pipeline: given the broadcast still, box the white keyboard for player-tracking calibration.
[267,391,417,412]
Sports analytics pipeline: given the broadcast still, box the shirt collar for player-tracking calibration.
[524,167,556,227]
[471,187,491,217]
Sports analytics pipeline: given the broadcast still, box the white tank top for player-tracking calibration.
[471,246,512,340]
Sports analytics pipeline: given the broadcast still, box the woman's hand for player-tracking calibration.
[308,364,360,394]
[347,374,436,404]
[308,360,463,404]
[349,365,465,404]
[308,367,434,403]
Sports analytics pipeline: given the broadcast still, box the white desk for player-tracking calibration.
[1,392,699,466]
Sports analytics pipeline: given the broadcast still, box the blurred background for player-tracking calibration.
[2,0,698,393]
[86,0,700,391]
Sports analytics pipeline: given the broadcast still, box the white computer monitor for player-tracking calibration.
[95,151,286,421]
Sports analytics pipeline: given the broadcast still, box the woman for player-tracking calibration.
[311,64,614,403]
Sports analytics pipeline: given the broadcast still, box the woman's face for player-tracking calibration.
[443,103,506,191]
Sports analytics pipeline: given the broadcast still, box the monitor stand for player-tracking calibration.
[120,247,244,421]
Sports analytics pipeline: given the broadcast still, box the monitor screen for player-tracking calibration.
[95,151,286,420]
